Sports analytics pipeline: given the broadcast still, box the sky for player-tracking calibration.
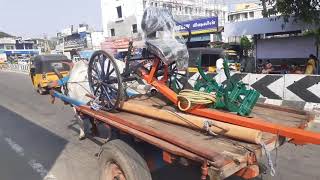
[0,0,102,38]
[0,0,257,38]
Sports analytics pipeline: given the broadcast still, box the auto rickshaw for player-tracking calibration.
[188,48,241,73]
[224,49,241,71]
[30,54,71,94]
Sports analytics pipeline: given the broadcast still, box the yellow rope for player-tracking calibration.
[177,90,216,111]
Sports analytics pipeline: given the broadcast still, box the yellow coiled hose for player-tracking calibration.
[177,90,216,111]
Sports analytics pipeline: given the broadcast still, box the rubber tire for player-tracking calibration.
[99,139,152,180]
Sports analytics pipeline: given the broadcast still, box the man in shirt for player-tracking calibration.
[216,57,224,73]
[305,54,317,74]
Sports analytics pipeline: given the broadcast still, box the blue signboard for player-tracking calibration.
[5,50,40,55]
[176,17,218,35]
[79,50,94,59]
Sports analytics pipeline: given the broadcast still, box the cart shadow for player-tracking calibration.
[151,164,201,180]
[67,119,107,146]
[0,105,68,180]
[151,164,259,180]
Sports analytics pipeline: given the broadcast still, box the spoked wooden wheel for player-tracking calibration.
[156,61,187,93]
[167,62,188,93]
[88,50,123,111]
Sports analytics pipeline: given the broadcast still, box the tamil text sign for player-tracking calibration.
[176,17,218,35]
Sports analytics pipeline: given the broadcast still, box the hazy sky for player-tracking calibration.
[0,0,102,38]
[0,0,257,38]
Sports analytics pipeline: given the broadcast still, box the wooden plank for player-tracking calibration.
[80,95,314,173]
[251,106,307,127]
[115,112,245,166]
[132,95,310,127]
[120,95,313,152]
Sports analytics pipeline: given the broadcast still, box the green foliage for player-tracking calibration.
[0,32,13,38]
[209,41,229,49]
[303,28,320,35]
[240,36,252,57]
[240,36,252,50]
[303,28,320,44]
[263,0,320,24]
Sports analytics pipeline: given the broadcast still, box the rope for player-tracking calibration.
[260,142,276,176]
[177,90,216,111]
[203,120,218,136]
[167,109,218,136]
[66,80,101,111]
[91,97,102,111]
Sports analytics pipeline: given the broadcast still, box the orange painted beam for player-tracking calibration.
[139,59,178,104]
[235,165,259,179]
[137,61,320,145]
[189,108,320,145]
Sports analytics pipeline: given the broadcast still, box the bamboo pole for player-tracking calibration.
[120,101,262,144]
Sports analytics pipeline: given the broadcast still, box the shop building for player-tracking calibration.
[101,0,228,38]
[224,16,320,73]
[227,3,273,23]
[56,24,104,59]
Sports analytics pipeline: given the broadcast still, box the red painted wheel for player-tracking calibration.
[99,139,151,180]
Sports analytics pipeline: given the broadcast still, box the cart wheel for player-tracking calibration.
[167,62,188,93]
[88,50,123,111]
[99,139,152,180]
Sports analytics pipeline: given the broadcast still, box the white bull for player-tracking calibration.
[66,59,151,139]
[66,60,92,139]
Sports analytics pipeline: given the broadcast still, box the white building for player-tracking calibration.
[56,24,104,51]
[55,24,105,59]
[91,31,105,50]
[228,3,273,23]
[0,37,16,50]
[223,3,274,43]
[101,0,228,38]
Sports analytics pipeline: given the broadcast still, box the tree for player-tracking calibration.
[240,36,252,57]
[0,31,13,38]
[262,0,320,25]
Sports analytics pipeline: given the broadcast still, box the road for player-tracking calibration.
[0,71,319,180]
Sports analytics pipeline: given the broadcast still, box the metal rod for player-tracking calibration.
[50,90,86,106]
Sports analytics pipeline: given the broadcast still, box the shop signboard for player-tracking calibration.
[62,28,72,36]
[0,37,15,44]
[176,17,218,35]
[64,33,87,49]
[78,26,88,33]
[5,50,40,55]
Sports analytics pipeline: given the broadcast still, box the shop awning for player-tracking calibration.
[224,16,318,37]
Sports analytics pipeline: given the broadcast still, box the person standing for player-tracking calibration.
[262,60,274,74]
[256,59,264,73]
[215,56,225,83]
[305,54,317,74]
[216,57,224,73]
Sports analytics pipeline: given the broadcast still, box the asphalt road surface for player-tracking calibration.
[0,71,319,180]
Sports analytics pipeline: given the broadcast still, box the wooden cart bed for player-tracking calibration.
[77,95,315,178]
